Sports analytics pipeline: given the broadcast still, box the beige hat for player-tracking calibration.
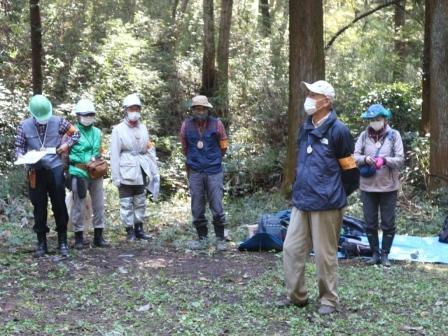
[301,80,335,101]
[191,95,213,108]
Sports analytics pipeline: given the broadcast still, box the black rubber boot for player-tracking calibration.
[213,225,225,240]
[126,226,136,241]
[93,228,110,247]
[74,231,84,250]
[381,233,395,267]
[33,232,48,258]
[366,230,381,265]
[196,225,208,240]
[134,223,150,240]
[58,231,69,257]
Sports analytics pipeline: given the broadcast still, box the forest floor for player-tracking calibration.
[1,191,447,335]
[1,230,447,336]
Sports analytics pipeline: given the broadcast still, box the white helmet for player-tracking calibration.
[122,93,142,108]
[75,98,96,115]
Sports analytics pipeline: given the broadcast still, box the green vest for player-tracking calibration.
[68,123,102,179]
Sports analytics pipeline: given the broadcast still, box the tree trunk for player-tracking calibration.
[428,0,448,184]
[393,0,406,80]
[421,0,431,135]
[282,0,325,193]
[201,0,216,97]
[259,0,271,37]
[30,0,43,95]
[216,0,233,128]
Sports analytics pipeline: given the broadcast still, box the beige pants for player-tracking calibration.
[283,207,343,308]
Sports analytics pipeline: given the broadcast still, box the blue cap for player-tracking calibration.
[361,104,392,120]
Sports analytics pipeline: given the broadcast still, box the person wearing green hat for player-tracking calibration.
[15,94,80,257]
[354,104,404,267]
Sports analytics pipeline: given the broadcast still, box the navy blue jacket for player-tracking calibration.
[185,117,223,174]
[292,110,357,211]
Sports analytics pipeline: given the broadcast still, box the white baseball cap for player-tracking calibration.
[301,80,335,101]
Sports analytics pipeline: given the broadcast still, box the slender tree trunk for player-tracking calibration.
[421,0,431,135]
[393,0,406,80]
[282,0,324,193]
[428,0,448,185]
[30,0,43,94]
[216,0,233,127]
[259,0,271,37]
[201,0,216,97]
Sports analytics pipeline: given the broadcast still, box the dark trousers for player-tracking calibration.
[361,190,398,235]
[29,166,68,234]
[188,170,225,228]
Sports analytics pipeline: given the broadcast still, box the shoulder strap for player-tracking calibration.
[361,130,368,155]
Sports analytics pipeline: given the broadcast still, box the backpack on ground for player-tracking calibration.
[439,216,448,244]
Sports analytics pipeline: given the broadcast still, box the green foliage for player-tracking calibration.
[359,82,422,133]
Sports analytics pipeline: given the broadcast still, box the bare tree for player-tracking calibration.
[393,0,407,80]
[30,0,43,94]
[259,0,271,37]
[216,0,233,127]
[428,0,448,185]
[421,0,431,135]
[201,0,216,97]
[282,0,324,192]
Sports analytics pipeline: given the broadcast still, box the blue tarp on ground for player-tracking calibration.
[238,209,448,264]
[361,234,448,264]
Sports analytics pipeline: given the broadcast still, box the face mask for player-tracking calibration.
[127,112,141,122]
[370,120,384,131]
[304,97,317,115]
[80,116,95,126]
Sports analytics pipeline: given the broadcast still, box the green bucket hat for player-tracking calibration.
[29,95,53,121]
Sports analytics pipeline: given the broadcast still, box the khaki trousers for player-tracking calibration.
[283,207,343,308]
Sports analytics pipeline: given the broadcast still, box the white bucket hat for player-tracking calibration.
[301,80,335,101]
[191,95,213,108]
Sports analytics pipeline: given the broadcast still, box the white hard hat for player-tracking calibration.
[75,98,96,115]
[123,93,142,108]
[301,80,335,101]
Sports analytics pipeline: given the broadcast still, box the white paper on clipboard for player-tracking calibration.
[14,150,47,165]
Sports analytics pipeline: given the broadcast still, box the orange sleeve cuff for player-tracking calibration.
[338,155,357,171]
[219,139,229,150]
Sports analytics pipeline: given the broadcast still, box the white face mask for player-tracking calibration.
[370,120,384,131]
[80,116,95,126]
[304,97,317,115]
[127,112,141,122]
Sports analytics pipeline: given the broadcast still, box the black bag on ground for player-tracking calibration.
[439,216,448,243]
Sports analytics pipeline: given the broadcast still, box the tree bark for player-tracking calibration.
[421,0,431,135]
[428,0,448,184]
[393,0,406,80]
[259,0,271,37]
[282,0,325,193]
[30,0,43,95]
[216,0,233,127]
[201,0,216,97]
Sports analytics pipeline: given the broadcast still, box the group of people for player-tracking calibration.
[281,80,404,315]
[15,93,228,257]
[16,80,404,315]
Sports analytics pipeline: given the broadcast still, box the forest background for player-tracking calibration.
[0,0,445,236]
[1,1,448,335]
